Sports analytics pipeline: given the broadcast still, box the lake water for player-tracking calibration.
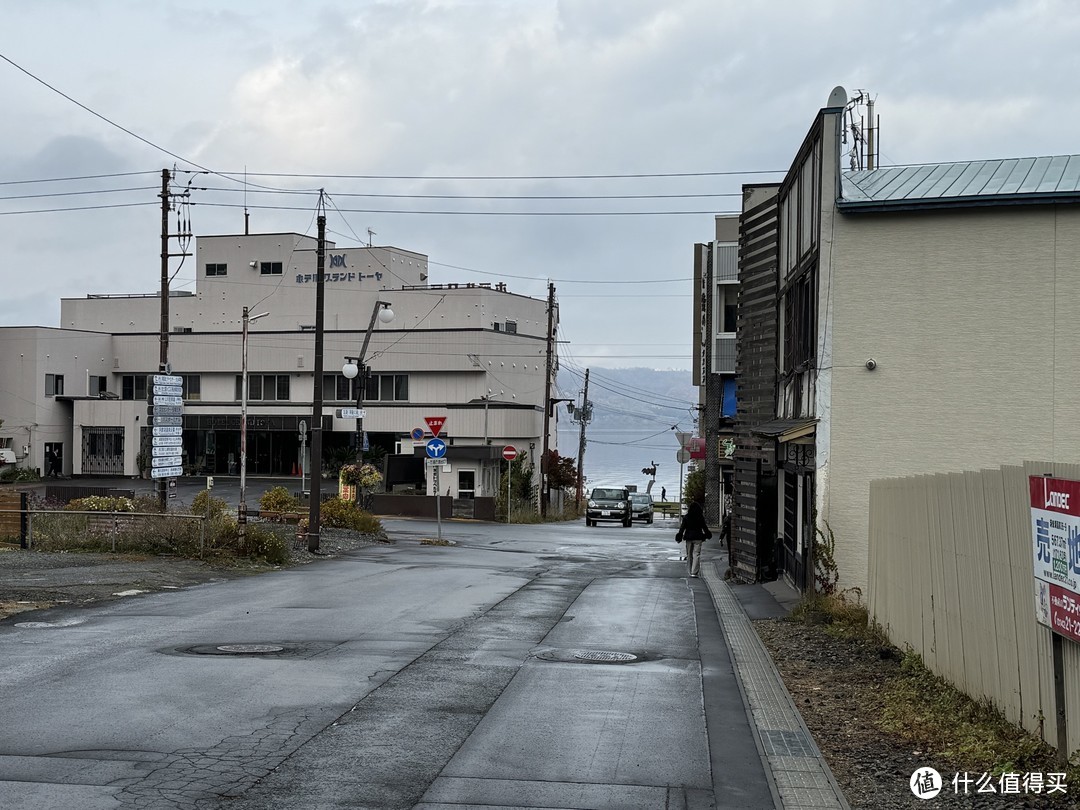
[556,426,688,502]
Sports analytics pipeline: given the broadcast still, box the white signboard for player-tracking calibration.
[151,466,183,479]
[1029,475,1080,644]
[151,437,183,448]
[152,404,184,416]
[149,416,183,427]
[151,454,183,466]
[152,374,183,386]
[152,396,184,406]
[153,426,183,437]
[337,407,366,419]
[150,385,184,396]
[425,458,448,468]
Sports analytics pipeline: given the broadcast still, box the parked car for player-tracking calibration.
[630,493,654,524]
[586,487,632,527]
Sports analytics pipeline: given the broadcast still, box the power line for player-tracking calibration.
[0,171,160,186]
[210,169,787,181]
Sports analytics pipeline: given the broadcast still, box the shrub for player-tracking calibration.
[236,523,289,565]
[259,486,299,514]
[339,463,382,488]
[190,490,229,521]
[320,497,382,533]
[66,495,135,512]
[0,466,40,483]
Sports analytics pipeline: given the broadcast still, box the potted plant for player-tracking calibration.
[338,462,383,503]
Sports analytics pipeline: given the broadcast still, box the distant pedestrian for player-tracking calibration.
[675,500,712,577]
[719,511,731,546]
[661,486,667,502]
[44,449,56,478]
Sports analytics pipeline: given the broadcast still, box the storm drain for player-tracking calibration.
[161,641,342,659]
[760,729,816,758]
[534,648,656,665]
[574,650,638,663]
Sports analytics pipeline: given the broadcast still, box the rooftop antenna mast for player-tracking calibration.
[367,227,375,247]
[846,90,879,170]
[244,166,250,235]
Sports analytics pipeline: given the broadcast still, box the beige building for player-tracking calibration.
[747,87,1080,593]
[0,232,558,499]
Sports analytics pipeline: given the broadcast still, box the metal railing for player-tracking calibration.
[0,508,207,555]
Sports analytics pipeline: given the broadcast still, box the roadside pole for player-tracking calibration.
[434,465,442,541]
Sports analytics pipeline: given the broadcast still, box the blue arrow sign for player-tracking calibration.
[426,438,447,459]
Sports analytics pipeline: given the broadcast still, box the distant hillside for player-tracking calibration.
[557,367,697,431]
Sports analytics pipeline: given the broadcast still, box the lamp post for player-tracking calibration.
[239,306,269,538]
[342,301,394,475]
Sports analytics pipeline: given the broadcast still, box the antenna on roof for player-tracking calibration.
[845,90,879,170]
[366,227,375,247]
[244,166,250,235]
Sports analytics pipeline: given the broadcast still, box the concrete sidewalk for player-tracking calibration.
[701,562,850,810]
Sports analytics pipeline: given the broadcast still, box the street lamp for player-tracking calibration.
[239,306,270,538]
[341,301,394,472]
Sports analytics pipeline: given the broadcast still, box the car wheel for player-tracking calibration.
[586,518,593,527]
[647,516,653,524]
[623,518,631,528]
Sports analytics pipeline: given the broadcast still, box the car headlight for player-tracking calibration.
[588,500,597,507]
[617,501,626,509]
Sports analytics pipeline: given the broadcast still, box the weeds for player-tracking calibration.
[789,589,1080,787]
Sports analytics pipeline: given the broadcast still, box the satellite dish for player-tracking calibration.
[827,86,848,108]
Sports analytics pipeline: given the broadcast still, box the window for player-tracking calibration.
[505,319,518,334]
[322,374,358,401]
[235,374,290,401]
[89,375,107,396]
[121,375,148,401]
[181,374,201,401]
[205,263,227,277]
[260,261,283,275]
[374,374,409,402]
[45,374,64,397]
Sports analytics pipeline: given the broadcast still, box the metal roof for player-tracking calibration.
[839,155,1080,212]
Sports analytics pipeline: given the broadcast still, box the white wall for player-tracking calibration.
[826,204,1080,592]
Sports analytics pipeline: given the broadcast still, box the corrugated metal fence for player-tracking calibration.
[869,461,1080,752]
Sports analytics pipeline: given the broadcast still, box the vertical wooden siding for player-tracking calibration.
[869,461,1080,751]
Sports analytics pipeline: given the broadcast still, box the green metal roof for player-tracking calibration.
[839,155,1080,211]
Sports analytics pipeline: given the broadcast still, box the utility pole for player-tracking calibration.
[539,281,556,519]
[307,193,327,552]
[157,169,171,510]
[574,368,591,509]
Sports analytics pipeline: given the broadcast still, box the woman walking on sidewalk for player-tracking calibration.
[676,500,711,577]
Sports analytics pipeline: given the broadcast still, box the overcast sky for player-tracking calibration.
[2,0,1078,374]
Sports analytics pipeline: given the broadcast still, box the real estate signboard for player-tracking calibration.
[1029,476,1080,643]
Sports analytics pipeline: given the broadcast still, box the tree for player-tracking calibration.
[684,467,705,504]
[542,450,579,492]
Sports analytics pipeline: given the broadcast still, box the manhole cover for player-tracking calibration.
[573,650,639,663]
[216,644,285,654]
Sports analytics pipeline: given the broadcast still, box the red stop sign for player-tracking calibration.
[502,446,518,461]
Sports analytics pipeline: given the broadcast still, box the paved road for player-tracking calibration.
[0,514,777,809]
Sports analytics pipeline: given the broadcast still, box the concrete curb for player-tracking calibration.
[701,562,851,810]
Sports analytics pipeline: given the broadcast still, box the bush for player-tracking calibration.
[66,495,135,512]
[339,463,382,488]
[235,523,289,565]
[0,466,40,483]
[319,497,382,533]
[190,490,229,521]
[259,486,299,514]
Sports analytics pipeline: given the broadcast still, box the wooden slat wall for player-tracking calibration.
[732,185,780,581]
[869,462,1080,751]
[0,491,25,542]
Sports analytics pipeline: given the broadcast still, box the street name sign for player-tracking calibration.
[151,438,183,448]
[425,458,448,467]
[151,445,183,456]
[151,466,183,479]
[149,404,184,416]
[152,395,184,406]
[151,374,183,387]
[152,426,183,437]
[336,408,366,419]
[148,415,183,427]
[152,454,183,466]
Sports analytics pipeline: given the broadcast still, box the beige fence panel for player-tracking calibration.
[869,461,1080,752]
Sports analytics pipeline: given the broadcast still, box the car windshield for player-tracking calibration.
[631,495,651,504]
[592,489,625,499]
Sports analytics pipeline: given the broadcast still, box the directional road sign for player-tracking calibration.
[152,426,183,437]
[424,458,448,467]
[337,408,365,419]
[152,395,184,406]
[424,416,446,438]
[149,404,184,416]
[152,455,183,467]
[502,446,518,461]
[151,438,183,449]
[148,385,183,398]
[150,466,183,479]
[425,438,447,459]
[151,374,183,387]
[148,415,183,427]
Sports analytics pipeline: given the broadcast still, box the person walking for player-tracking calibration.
[675,500,712,577]
[44,448,56,478]
[661,486,667,502]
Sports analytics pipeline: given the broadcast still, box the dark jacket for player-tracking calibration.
[676,502,712,543]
